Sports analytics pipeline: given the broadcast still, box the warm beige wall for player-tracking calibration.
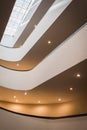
[0,99,87,117]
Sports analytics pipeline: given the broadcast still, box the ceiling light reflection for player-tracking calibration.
[34,106,47,115]
[10,104,22,111]
[56,103,73,116]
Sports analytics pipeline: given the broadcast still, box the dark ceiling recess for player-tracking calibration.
[0,0,16,41]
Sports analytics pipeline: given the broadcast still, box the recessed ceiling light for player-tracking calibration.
[38,101,40,103]
[69,87,73,91]
[76,73,80,77]
[17,63,19,66]
[24,92,27,95]
[13,96,16,99]
[58,98,61,102]
[16,99,18,102]
[47,40,51,44]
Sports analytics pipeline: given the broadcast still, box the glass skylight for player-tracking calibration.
[4,0,38,37]
[0,0,41,47]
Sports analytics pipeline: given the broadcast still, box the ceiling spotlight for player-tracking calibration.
[38,101,41,103]
[13,96,16,99]
[17,63,19,66]
[47,40,51,44]
[24,92,27,95]
[58,98,61,102]
[69,87,73,91]
[16,99,18,102]
[76,73,80,77]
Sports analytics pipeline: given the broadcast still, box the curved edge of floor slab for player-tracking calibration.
[0,106,87,120]
[0,101,87,119]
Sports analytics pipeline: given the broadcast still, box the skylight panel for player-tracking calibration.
[4,0,30,36]
[2,0,39,37]
[0,0,42,47]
